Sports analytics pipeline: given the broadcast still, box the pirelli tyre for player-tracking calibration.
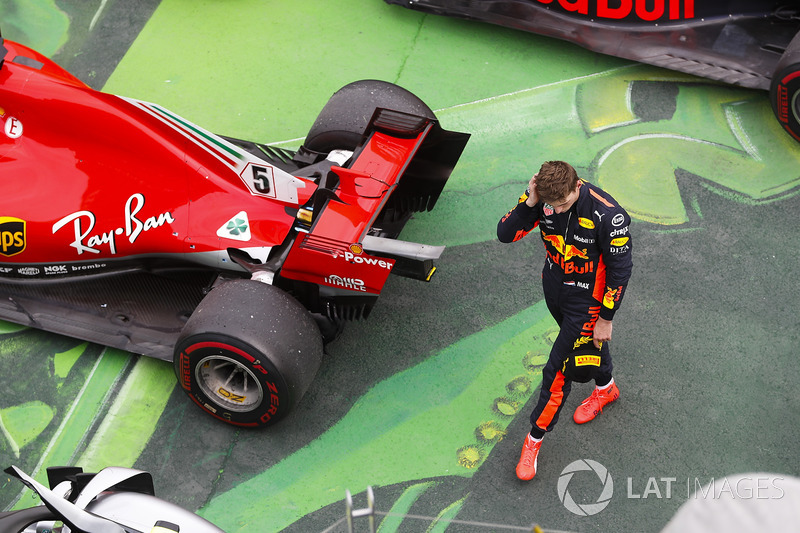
[302,79,436,153]
[770,32,800,143]
[173,280,323,428]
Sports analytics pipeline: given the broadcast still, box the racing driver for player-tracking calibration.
[497,160,633,481]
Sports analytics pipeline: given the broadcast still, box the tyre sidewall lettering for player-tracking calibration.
[177,339,288,426]
[772,65,800,142]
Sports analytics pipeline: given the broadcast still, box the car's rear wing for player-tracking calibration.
[278,109,468,314]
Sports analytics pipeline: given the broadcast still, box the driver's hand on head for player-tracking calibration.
[525,173,539,207]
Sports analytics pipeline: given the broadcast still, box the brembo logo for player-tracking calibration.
[535,0,694,21]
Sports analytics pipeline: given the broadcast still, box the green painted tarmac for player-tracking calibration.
[1,1,799,531]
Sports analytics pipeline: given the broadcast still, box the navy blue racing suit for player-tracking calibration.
[497,180,633,437]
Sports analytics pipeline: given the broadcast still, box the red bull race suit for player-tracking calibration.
[497,180,633,437]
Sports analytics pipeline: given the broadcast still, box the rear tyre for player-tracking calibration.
[173,280,323,427]
[303,79,436,153]
[770,32,800,142]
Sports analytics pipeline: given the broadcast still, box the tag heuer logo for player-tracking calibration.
[0,216,26,257]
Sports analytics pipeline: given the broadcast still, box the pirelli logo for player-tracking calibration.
[0,216,26,257]
[574,355,601,367]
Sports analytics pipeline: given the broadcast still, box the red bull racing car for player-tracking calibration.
[0,35,469,427]
[384,0,800,142]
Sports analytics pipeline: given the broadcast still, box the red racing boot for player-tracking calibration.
[573,382,620,424]
[515,435,542,480]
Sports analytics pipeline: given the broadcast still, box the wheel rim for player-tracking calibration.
[793,88,800,125]
[195,354,264,412]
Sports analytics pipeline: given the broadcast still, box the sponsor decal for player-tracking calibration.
[218,388,246,403]
[776,72,800,139]
[542,233,597,274]
[580,305,601,338]
[610,244,631,255]
[44,265,68,275]
[71,263,107,272]
[180,353,192,390]
[575,354,602,367]
[610,237,630,246]
[777,82,789,124]
[324,275,367,292]
[52,193,174,255]
[6,262,107,278]
[337,248,393,270]
[603,286,623,309]
[544,205,554,216]
[0,216,25,257]
[610,226,630,237]
[546,248,595,274]
[543,233,588,261]
[3,116,23,139]
[612,213,625,226]
[217,211,251,242]
[579,217,595,229]
[574,234,595,244]
[17,266,39,276]
[534,0,695,23]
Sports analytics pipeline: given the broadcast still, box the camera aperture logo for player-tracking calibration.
[557,459,614,516]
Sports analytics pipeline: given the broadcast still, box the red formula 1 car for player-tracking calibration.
[384,0,800,142]
[0,35,469,427]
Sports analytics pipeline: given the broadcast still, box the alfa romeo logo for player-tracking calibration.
[226,217,248,236]
[557,459,613,516]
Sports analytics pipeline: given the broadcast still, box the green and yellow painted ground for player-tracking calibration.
[1,1,799,531]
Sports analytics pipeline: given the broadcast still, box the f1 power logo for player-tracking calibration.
[0,216,26,257]
[558,459,614,516]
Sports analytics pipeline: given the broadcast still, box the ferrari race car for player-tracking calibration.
[1,465,224,532]
[384,0,800,142]
[0,35,469,427]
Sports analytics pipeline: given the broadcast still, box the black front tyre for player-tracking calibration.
[174,280,323,428]
[770,32,800,143]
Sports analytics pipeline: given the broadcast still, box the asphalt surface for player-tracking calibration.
[1,1,800,532]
